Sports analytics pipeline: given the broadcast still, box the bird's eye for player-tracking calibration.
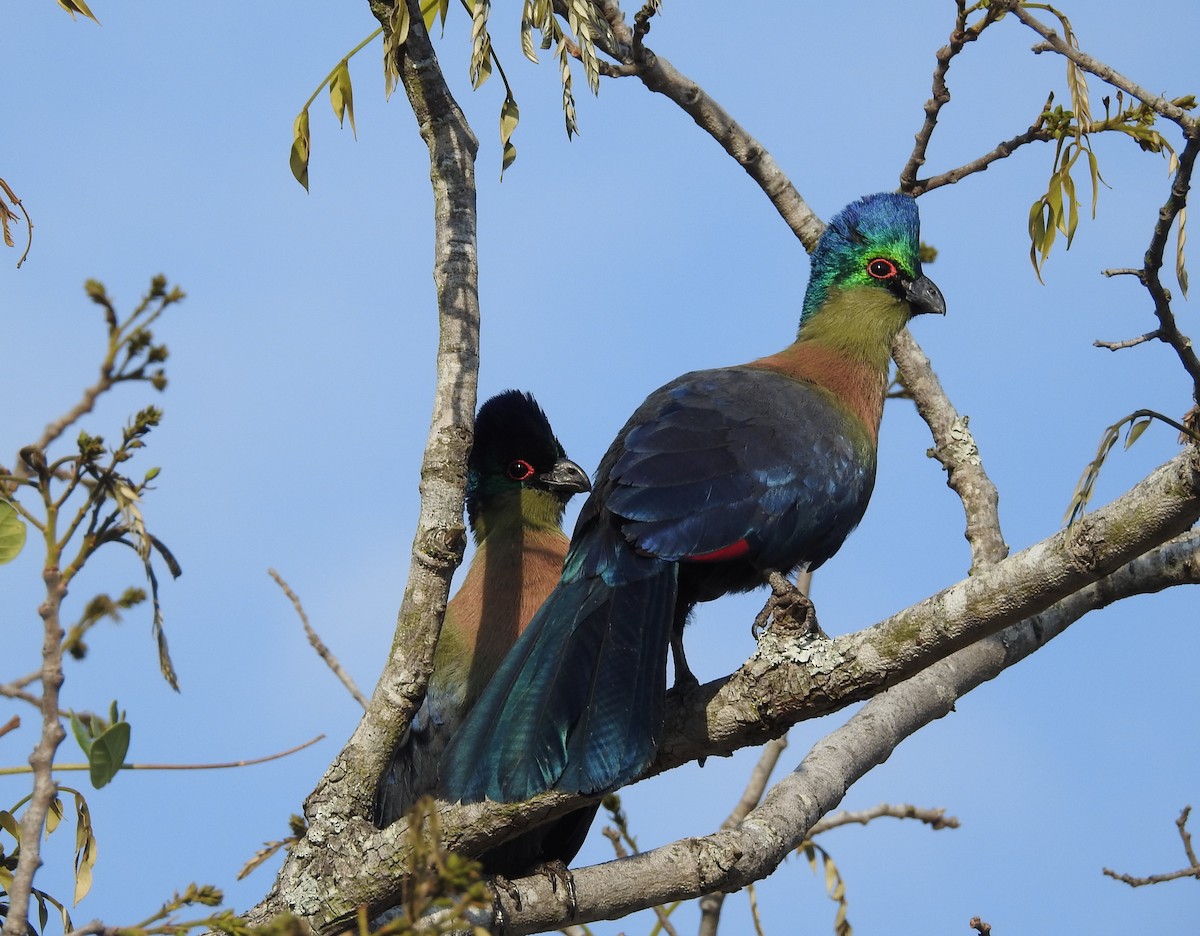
[506,459,536,482]
[867,258,898,280]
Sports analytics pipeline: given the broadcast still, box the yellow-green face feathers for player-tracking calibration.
[466,390,591,539]
[800,192,945,327]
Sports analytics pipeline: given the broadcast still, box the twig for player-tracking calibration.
[1103,805,1200,887]
[1094,330,1161,351]
[1138,134,1200,401]
[0,680,42,707]
[0,175,34,268]
[1011,5,1198,132]
[0,734,325,776]
[900,1,1007,192]
[269,568,368,709]
[808,802,959,836]
[0,715,19,739]
[910,119,1054,196]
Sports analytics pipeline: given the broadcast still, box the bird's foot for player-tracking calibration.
[533,860,578,916]
[491,873,522,912]
[753,571,827,642]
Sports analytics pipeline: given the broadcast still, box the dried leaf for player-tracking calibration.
[469,0,493,88]
[1125,418,1151,449]
[566,0,600,95]
[499,94,519,178]
[520,0,538,62]
[289,109,311,191]
[54,0,99,23]
[71,791,96,905]
[1177,204,1189,298]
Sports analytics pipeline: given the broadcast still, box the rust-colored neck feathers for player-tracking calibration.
[749,284,911,444]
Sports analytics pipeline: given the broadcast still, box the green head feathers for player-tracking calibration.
[800,192,945,327]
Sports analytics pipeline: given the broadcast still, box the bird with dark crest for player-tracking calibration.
[375,390,591,868]
[441,192,946,808]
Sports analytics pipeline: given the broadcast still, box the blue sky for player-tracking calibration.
[2,2,1197,933]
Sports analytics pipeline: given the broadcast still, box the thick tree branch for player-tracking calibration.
[245,0,480,926]
[2,569,69,936]
[475,528,1200,933]
[284,460,1199,934]
[697,736,788,936]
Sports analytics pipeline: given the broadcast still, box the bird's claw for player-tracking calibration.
[536,860,578,916]
[753,571,826,641]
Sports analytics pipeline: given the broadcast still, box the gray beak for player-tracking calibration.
[538,457,592,497]
[904,274,946,316]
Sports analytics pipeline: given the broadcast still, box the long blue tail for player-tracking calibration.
[440,534,677,802]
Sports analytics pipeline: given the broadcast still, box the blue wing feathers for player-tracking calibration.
[441,364,879,803]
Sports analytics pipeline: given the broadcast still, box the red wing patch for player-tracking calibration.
[685,539,751,563]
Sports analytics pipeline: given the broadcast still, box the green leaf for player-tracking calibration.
[289,109,311,191]
[0,498,27,564]
[88,721,130,789]
[329,60,357,139]
[69,710,93,758]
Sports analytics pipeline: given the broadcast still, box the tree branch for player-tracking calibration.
[1103,805,1200,887]
[3,569,69,936]
[1010,4,1198,133]
[245,0,481,926]
[807,802,959,836]
[280,463,1199,934]
[475,528,1200,933]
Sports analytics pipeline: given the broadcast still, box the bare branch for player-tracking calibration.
[1139,134,1200,400]
[910,119,1054,196]
[808,802,959,836]
[1011,5,1198,132]
[269,568,368,709]
[1095,330,1161,351]
[1103,806,1200,887]
[900,1,1009,192]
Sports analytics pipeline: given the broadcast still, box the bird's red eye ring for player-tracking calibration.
[506,459,536,482]
[867,258,898,280]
